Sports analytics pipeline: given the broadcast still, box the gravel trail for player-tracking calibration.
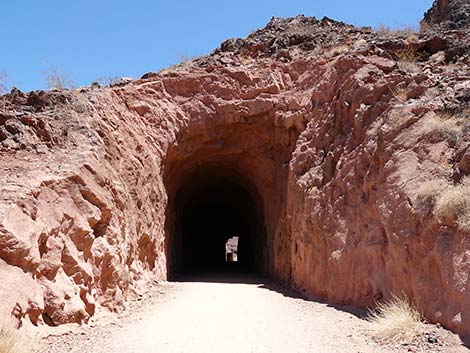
[37,274,468,353]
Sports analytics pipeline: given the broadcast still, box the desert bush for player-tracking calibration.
[424,87,439,100]
[43,64,75,90]
[398,61,421,74]
[395,48,416,63]
[389,85,408,103]
[328,44,349,57]
[375,24,418,39]
[367,296,424,345]
[324,32,338,46]
[177,54,194,64]
[352,38,368,50]
[443,63,464,74]
[0,320,28,353]
[434,177,470,232]
[414,179,448,215]
[0,73,7,94]
[94,76,122,87]
[0,72,8,113]
[393,48,422,73]
[420,22,434,33]
[427,111,468,144]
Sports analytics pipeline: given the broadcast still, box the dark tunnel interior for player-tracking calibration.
[166,165,267,278]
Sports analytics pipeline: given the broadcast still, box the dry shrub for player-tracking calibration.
[443,63,464,74]
[429,51,446,64]
[375,24,418,39]
[367,296,424,345]
[406,33,419,42]
[414,179,448,215]
[420,22,434,33]
[424,87,439,100]
[353,38,368,50]
[395,48,416,63]
[434,177,470,232]
[328,44,349,57]
[0,73,7,94]
[427,111,468,144]
[389,85,408,103]
[94,76,122,87]
[398,61,421,74]
[177,53,193,64]
[394,48,422,74]
[0,320,28,353]
[43,64,75,90]
[0,72,8,113]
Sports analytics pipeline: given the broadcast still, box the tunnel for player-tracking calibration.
[165,164,267,278]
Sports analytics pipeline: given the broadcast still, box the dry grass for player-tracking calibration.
[328,44,349,57]
[424,87,439,100]
[420,22,434,33]
[427,110,469,144]
[367,296,425,345]
[415,179,448,215]
[352,38,368,50]
[43,64,75,90]
[0,320,28,353]
[94,76,122,87]
[0,72,7,94]
[443,63,465,74]
[177,53,194,64]
[389,85,408,103]
[429,51,445,64]
[434,177,470,232]
[395,48,416,63]
[414,166,470,233]
[393,48,422,74]
[0,72,8,113]
[375,24,418,39]
[398,61,421,74]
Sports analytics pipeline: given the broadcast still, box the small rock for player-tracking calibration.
[4,119,24,135]
[2,139,19,150]
[36,144,48,154]
[127,100,151,116]
[427,335,438,344]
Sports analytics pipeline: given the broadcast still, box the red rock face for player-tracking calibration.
[1,3,470,336]
[421,0,470,30]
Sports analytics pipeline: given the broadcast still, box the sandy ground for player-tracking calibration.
[36,273,469,353]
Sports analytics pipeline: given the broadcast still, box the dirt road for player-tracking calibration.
[37,273,468,353]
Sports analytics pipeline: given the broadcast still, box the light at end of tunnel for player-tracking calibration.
[225,236,239,263]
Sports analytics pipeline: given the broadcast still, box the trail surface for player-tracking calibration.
[37,274,468,353]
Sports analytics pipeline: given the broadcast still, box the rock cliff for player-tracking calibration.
[422,0,470,30]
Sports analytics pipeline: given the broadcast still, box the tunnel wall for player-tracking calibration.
[164,164,266,275]
[0,53,469,335]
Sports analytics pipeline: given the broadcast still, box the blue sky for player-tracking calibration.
[0,0,433,92]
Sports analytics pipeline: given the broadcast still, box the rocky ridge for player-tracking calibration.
[422,0,470,30]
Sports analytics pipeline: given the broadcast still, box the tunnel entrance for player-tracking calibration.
[165,165,267,278]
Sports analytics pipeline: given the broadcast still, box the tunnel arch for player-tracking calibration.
[161,115,299,281]
[164,163,267,277]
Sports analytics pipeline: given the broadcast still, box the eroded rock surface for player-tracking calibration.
[1,0,470,337]
[422,0,470,30]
